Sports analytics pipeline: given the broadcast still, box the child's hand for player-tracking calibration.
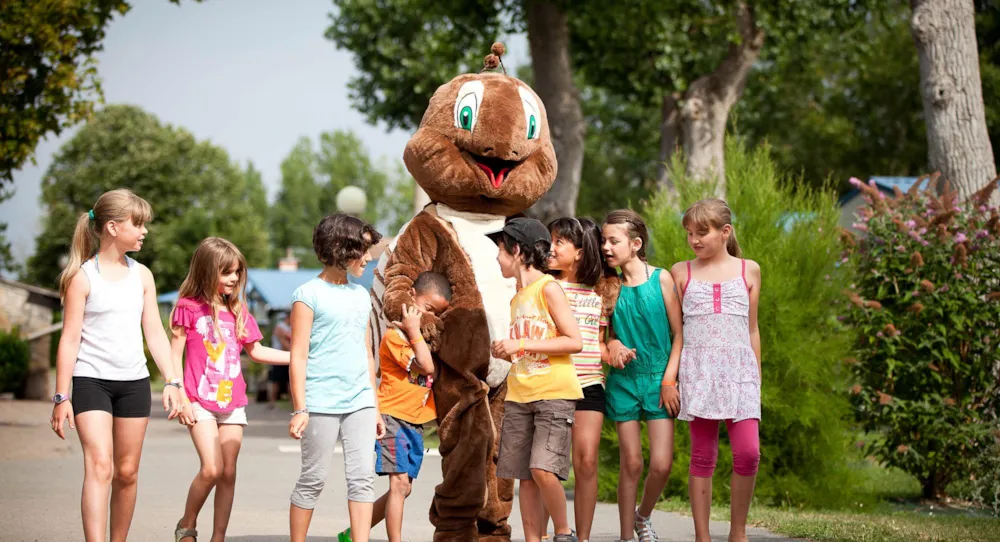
[391,304,423,337]
[608,340,636,369]
[659,383,680,416]
[491,339,519,360]
[50,402,75,440]
[375,411,386,439]
[289,412,309,440]
[163,386,182,420]
[179,402,197,426]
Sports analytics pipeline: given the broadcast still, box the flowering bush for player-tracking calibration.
[843,175,1000,498]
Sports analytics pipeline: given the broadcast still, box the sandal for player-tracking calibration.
[174,521,197,542]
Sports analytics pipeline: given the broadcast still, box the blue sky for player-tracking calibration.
[1,0,527,269]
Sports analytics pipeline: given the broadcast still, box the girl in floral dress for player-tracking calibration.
[672,198,762,542]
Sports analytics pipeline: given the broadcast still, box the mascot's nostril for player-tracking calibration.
[484,147,495,155]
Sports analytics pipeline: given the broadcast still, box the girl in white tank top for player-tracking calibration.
[49,189,184,542]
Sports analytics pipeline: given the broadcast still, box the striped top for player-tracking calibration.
[560,281,608,388]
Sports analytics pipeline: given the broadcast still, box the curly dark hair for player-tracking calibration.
[494,231,550,271]
[312,214,382,269]
[413,271,453,302]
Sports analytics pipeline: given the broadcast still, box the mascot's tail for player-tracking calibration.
[367,218,413,362]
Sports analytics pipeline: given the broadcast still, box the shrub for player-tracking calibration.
[843,176,1000,499]
[598,137,862,508]
[947,436,1000,516]
[0,328,31,396]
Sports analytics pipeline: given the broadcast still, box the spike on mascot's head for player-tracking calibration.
[403,42,557,217]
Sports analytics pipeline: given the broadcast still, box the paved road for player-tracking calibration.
[0,397,796,541]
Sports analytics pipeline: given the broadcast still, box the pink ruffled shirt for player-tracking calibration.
[173,297,262,413]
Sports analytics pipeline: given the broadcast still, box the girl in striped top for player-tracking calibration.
[545,217,618,542]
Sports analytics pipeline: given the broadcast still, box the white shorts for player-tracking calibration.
[190,401,248,426]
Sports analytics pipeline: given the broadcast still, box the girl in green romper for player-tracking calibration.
[601,209,684,542]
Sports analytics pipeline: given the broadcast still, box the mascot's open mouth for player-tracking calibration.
[470,153,520,189]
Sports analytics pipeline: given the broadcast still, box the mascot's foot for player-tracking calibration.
[477,535,512,542]
[433,526,480,542]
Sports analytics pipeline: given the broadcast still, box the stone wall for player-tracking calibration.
[0,280,59,400]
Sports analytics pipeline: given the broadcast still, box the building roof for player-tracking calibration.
[839,176,920,205]
[157,260,378,311]
[0,277,60,299]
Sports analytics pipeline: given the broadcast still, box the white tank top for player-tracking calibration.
[73,256,150,381]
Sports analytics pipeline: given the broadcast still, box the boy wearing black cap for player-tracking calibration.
[490,217,584,542]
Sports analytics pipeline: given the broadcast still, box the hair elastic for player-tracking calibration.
[87,209,95,221]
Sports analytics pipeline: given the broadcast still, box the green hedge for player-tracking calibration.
[0,328,30,397]
[597,137,862,508]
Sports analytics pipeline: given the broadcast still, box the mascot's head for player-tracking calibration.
[403,43,557,216]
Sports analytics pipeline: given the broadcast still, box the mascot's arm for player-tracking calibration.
[382,213,445,351]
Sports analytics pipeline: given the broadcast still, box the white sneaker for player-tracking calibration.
[634,508,658,542]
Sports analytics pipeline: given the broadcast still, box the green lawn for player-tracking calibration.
[657,498,997,542]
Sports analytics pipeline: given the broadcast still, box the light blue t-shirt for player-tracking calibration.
[291,278,374,414]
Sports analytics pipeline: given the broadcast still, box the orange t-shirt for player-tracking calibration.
[377,328,436,425]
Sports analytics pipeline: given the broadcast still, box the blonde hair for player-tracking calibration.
[682,198,742,258]
[174,237,251,340]
[59,189,153,299]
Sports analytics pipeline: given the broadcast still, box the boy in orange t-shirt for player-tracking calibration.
[351,271,451,542]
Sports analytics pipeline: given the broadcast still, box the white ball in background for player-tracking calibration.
[336,185,367,215]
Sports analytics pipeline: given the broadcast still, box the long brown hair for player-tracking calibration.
[58,189,153,300]
[603,209,650,261]
[682,198,743,257]
[174,237,251,340]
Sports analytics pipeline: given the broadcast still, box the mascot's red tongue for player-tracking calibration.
[477,162,509,188]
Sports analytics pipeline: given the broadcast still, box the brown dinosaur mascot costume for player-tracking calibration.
[368,43,556,541]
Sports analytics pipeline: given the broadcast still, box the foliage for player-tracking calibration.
[948,438,1000,517]
[0,328,30,396]
[598,137,861,508]
[269,130,414,263]
[24,105,270,293]
[0,0,196,184]
[842,176,1000,498]
[326,0,516,132]
[736,0,927,192]
[0,188,16,273]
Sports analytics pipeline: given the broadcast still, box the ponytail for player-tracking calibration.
[57,188,154,301]
[727,227,743,258]
[59,213,97,300]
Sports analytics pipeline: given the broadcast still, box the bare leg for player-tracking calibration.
[637,418,674,517]
[531,469,572,536]
[616,421,644,540]
[76,411,114,542]
[383,473,411,542]
[109,416,148,542]
[178,420,224,541]
[690,476,713,542]
[518,479,545,542]
[572,409,603,541]
[348,500,374,542]
[210,424,243,542]
[729,474,756,542]
[538,509,550,538]
[289,504,314,542]
[371,491,388,527]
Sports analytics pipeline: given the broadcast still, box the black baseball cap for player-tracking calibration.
[500,217,551,246]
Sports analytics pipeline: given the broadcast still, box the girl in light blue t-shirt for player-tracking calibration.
[287,213,385,542]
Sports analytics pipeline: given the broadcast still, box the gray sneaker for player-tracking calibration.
[552,533,578,542]
[634,508,658,542]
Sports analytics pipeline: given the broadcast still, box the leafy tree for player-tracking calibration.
[0,0,196,184]
[25,105,270,292]
[0,188,16,273]
[269,130,414,262]
[570,0,879,197]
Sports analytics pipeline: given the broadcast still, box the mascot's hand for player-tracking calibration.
[420,312,444,353]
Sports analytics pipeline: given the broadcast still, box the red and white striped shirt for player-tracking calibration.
[560,281,608,388]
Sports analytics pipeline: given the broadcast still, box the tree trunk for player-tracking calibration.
[911,0,997,201]
[657,93,681,191]
[525,0,585,223]
[660,1,764,200]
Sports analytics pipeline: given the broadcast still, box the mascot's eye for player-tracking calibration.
[454,80,485,132]
[518,86,541,140]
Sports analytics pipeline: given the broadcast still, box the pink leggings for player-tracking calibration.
[688,417,760,477]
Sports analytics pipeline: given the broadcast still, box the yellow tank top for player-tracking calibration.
[506,274,584,403]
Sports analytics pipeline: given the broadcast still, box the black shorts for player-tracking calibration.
[576,384,606,414]
[269,364,289,382]
[72,377,151,418]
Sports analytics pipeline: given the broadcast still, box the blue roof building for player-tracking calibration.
[157,259,378,323]
[839,176,920,234]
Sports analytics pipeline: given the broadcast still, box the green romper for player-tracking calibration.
[606,267,672,421]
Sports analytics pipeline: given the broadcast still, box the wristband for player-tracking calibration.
[291,408,309,416]
[165,379,183,389]
[518,338,525,358]
[411,335,426,346]
[662,380,677,387]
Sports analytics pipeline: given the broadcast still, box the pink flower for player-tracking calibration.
[980,205,988,212]
[977,230,990,239]
[922,240,930,246]
[940,285,950,293]
[852,223,869,232]
[868,179,877,188]
[895,245,907,252]
[956,273,964,280]
[842,257,850,264]
[955,232,968,244]
[849,177,864,188]
[877,331,884,338]
[905,220,917,229]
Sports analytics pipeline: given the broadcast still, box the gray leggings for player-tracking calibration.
[290,408,377,508]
